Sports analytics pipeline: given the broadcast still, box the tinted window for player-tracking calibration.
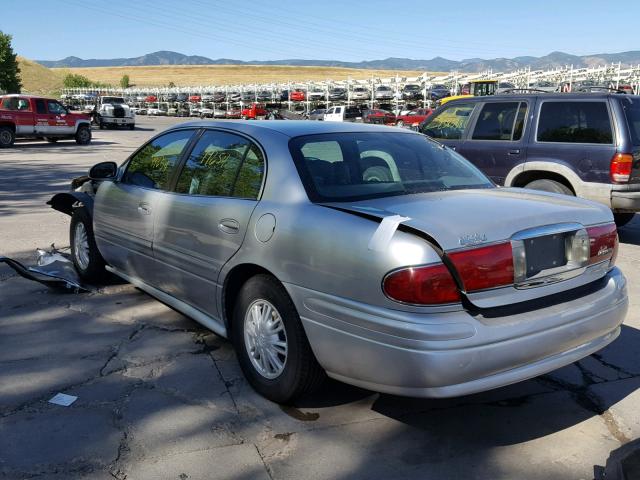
[1,97,30,111]
[123,130,194,190]
[175,130,264,198]
[622,98,640,145]
[420,102,475,140]
[35,99,46,114]
[472,102,526,141]
[289,132,493,202]
[537,101,613,144]
[47,101,66,115]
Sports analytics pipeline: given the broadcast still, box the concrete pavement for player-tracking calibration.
[1,117,639,479]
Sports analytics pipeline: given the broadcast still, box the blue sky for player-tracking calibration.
[4,0,639,61]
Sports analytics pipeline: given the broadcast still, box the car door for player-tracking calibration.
[46,99,75,135]
[33,99,50,135]
[152,129,265,318]
[456,101,529,185]
[419,101,477,151]
[93,128,197,282]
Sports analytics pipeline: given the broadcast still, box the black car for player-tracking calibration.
[402,84,423,100]
[420,93,640,226]
[279,90,289,102]
[329,88,347,101]
[428,84,450,101]
[176,93,188,103]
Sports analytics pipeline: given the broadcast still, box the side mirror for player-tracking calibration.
[89,161,118,180]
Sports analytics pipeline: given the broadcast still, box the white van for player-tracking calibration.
[323,105,362,122]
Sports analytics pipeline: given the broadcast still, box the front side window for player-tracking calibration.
[471,102,526,141]
[289,132,493,202]
[47,101,66,115]
[420,102,475,140]
[123,129,195,190]
[537,101,613,144]
[175,130,264,199]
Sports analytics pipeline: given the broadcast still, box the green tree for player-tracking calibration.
[120,74,130,88]
[168,81,176,88]
[0,31,21,93]
[63,73,93,88]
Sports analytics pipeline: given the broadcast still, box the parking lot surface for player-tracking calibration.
[1,117,639,480]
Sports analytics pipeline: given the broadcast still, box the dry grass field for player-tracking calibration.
[53,64,429,87]
[18,57,64,95]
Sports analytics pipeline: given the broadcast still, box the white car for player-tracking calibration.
[147,108,167,116]
[351,87,370,100]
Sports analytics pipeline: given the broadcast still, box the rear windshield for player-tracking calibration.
[289,132,493,202]
[622,98,640,145]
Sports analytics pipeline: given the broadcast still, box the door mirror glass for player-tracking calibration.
[89,161,118,180]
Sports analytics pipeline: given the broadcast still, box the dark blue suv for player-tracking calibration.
[420,93,640,226]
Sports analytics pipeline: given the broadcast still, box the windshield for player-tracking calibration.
[102,97,125,104]
[623,98,640,145]
[289,132,493,202]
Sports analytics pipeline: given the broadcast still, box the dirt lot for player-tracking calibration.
[1,117,639,480]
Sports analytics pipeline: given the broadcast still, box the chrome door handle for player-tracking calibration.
[219,218,240,234]
[508,149,521,155]
[137,202,151,215]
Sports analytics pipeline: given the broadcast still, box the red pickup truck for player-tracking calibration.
[241,103,268,119]
[0,94,92,147]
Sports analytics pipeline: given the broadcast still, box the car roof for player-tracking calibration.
[165,120,415,138]
[443,93,640,103]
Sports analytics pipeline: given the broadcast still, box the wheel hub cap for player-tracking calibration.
[73,222,90,270]
[243,299,288,379]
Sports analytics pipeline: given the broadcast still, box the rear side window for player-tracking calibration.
[471,102,527,141]
[35,99,46,114]
[537,101,613,144]
[420,102,475,140]
[174,130,264,199]
[622,98,640,145]
[123,130,195,190]
[1,97,30,111]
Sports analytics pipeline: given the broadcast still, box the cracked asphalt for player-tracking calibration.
[1,117,640,480]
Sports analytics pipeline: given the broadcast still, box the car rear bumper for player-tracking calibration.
[286,267,627,398]
[611,185,640,211]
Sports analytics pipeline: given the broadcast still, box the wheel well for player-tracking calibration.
[511,171,575,194]
[222,264,275,336]
[0,122,16,132]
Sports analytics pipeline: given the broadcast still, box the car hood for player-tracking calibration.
[324,187,612,251]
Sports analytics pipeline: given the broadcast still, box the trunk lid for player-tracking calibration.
[325,188,614,309]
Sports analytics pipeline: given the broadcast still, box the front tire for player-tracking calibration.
[0,126,15,147]
[524,179,573,196]
[75,125,92,145]
[70,208,107,282]
[232,275,325,403]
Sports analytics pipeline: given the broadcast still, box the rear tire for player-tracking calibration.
[75,125,92,145]
[70,208,107,283]
[232,274,325,404]
[0,126,15,147]
[524,179,573,196]
[614,212,635,228]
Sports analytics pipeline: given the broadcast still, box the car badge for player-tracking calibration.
[459,233,487,246]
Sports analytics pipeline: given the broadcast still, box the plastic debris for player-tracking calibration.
[0,245,91,292]
[49,393,78,407]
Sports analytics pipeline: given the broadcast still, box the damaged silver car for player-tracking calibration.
[49,121,628,403]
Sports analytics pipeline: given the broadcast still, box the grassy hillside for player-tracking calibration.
[18,57,64,96]
[54,64,428,87]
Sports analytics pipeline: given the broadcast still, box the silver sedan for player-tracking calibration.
[50,121,628,403]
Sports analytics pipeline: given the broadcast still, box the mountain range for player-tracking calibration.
[38,50,640,72]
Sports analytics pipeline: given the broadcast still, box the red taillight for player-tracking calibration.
[587,223,618,266]
[610,153,633,183]
[383,264,460,305]
[448,242,514,292]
